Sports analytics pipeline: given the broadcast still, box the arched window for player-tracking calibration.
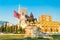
[50,28,52,32]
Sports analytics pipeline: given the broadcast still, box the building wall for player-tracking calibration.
[20,8,27,15]
[38,14,52,21]
[38,14,60,33]
[37,21,60,33]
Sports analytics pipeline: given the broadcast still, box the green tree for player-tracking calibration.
[0,26,1,32]
[15,26,18,34]
[19,27,25,34]
[1,26,4,32]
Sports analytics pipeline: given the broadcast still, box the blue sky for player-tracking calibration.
[0,0,60,24]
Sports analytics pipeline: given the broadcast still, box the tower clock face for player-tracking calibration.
[22,12,24,15]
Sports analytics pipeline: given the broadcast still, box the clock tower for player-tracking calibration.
[18,5,27,28]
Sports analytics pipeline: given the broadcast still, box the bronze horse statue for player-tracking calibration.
[25,15,37,23]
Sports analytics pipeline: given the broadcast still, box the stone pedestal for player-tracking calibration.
[24,25,40,38]
[24,25,52,38]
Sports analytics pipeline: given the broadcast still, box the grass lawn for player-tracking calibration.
[0,34,60,40]
[0,34,24,40]
[50,35,60,40]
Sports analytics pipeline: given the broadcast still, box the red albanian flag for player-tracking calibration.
[14,10,21,19]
